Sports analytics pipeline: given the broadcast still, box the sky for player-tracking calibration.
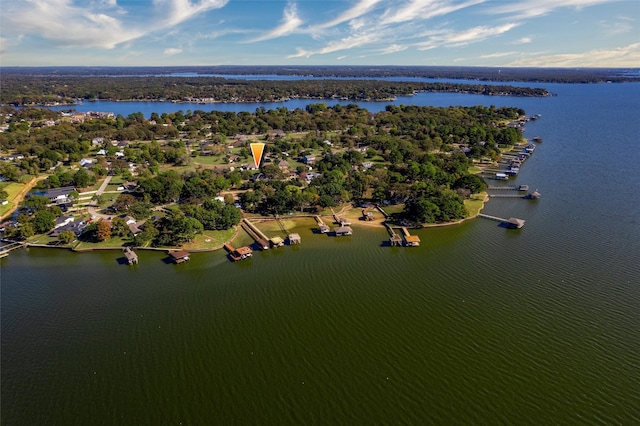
[1,0,639,67]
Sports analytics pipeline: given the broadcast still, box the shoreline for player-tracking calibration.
[10,196,489,256]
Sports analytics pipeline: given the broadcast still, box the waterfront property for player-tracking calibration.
[123,247,138,264]
[401,227,421,247]
[224,243,253,261]
[44,186,76,203]
[334,226,353,236]
[315,216,330,233]
[478,214,526,229]
[288,233,301,245]
[270,236,285,248]
[168,250,190,264]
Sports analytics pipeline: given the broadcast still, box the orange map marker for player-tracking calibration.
[250,143,265,168]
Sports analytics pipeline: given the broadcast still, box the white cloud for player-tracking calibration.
[415,23,517,50]
[314,0,384,30]
[164,47,183,55]
[381,0,485,25]
[507,42,640,67]
[479,51,518,59]
[248,3,304,42]
[514,37,533,44]
[289,31,382,58]
[490,0,618,19]
[156,0,229,27]
[3,0,228,49]
[598,19,634,36]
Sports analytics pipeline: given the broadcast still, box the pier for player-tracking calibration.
[123,247,138,264]
[385,223,403,246]
[478,214,526,229]
[401,227,421,247]
[224,243,253,261]
[241,219,270,250]
[315,216,330,233]
[487,185,529,191]
[0,241,25,258]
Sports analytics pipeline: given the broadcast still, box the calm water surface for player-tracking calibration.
[2,82,639,424]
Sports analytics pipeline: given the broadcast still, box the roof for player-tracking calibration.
[236,246,253,255]
[405,235,421,243]
[45,186,76,198]
[270,236,284,244]
[335,226,353,234]
[169,250,190,259]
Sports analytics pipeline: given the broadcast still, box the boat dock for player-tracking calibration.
[0,241,25,258]
[478,214,526,229]
[487,185,529,191]
[241,219,270,250]
[123,247,138,264]
[315,216,330,233]
[224,243,253,261]
[401,227,421,247]
[385,223,403,246]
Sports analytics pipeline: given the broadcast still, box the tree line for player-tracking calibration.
[0,75,550,106]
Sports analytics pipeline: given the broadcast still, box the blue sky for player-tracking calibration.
[1,0,638,67]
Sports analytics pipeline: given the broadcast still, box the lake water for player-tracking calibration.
[2,81,640,424]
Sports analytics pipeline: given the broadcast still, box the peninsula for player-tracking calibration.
[1,101,532,253]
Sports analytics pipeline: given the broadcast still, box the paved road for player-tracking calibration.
[86,176,113,219]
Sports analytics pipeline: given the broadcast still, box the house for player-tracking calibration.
[168,250,190,264]
[45,186,76,202]
[361,161,373,169]
[334,226,353,236]
[79,158,93,168]
[302,155,315,165]
[128,221,143,235]
[51,220,87,237]
[304,172,322,183]
[92,137,105,146]
[278,160,290,171]
[122,181,138,192]
[228,155,240,163]
[54,215,74,229]
[123,216,137,225]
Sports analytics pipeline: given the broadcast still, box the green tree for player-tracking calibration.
[32,210,56,234]
[58,230,76,244]
[111,217,130,237]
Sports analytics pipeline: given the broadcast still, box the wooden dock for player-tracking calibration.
[0,241,25,258]
[123,247,138,264]
[224,243,253,261]
[315,216,330,233]
[375,204,390,219]
[384,223,403,246]
[241,219,270,249]
[478,214,526,229]
[401,227,421,246]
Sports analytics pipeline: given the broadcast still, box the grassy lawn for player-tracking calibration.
[468,165,483,174]
[465,192,487,217]
[74,236,130,250]
[192,155,228,166]
[182,228,237,250]
[0,182,26,216]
